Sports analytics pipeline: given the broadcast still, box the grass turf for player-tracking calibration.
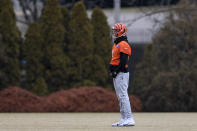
[0,113,197,131]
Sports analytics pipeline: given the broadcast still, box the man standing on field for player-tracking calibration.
[109,23,135,127]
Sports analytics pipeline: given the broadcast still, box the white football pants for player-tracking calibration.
[113,72,133,120]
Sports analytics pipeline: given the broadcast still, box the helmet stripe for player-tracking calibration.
[118,24,121,30]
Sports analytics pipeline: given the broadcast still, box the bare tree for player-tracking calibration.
[17,0,47,25]
[124,0,197,27]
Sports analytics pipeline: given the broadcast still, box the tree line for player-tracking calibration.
[0,0,112,96]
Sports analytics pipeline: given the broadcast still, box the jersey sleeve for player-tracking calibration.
[119,41,131,56]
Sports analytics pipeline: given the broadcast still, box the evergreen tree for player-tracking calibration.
[61,7,70,30]
[90,55,108,86]
[22,22,48,95]
[0,0,21,90]
[60,6,71,53]
[91,8,111,65]
[32,77,48,96]
[41,0,69,92]
[68,2,94,87]
[90,8,112,86]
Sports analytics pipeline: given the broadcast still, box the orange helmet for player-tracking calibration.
[112,23,127,38]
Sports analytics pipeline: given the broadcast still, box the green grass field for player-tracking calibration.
[0,113,197,131]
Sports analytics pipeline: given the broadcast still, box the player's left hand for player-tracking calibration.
[109,71,118,78]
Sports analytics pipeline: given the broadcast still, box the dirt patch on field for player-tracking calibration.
[0,86,142,112]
